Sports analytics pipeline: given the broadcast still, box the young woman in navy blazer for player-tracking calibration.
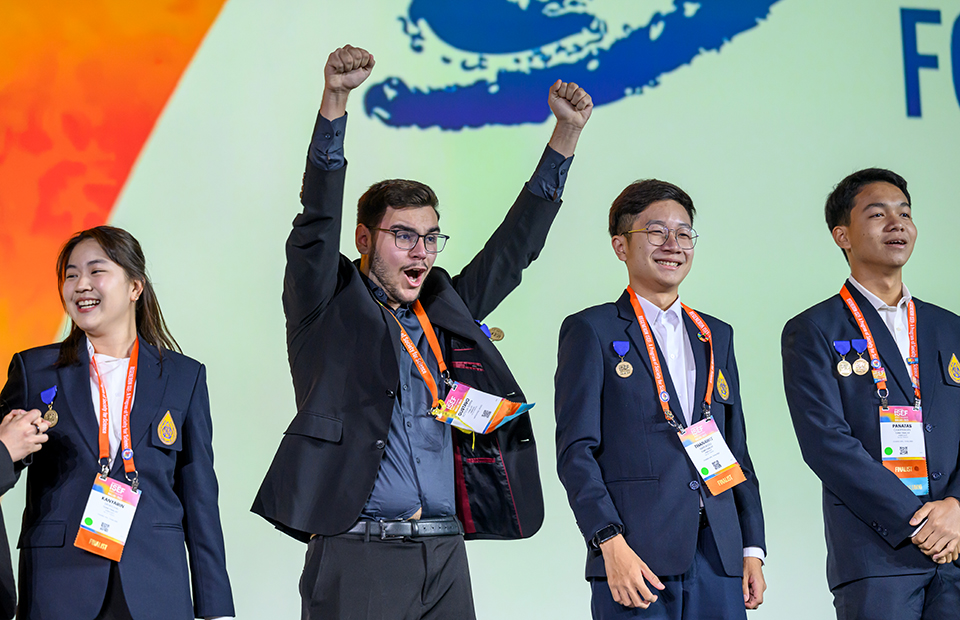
[0,226,234,620]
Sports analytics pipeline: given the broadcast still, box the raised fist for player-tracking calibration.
[548,80,593,129]
[325,44,376,94]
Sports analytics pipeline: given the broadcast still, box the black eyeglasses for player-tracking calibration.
[622,225,698,250]
[372,228,450,253]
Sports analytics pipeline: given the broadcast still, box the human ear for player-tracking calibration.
[355,224,373,255]
[611,235,628,262]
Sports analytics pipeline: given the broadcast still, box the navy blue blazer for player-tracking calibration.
[0,339,233,619]
[783,285,960,589]
[555,291,765,579]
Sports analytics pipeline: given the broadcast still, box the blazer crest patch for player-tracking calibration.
[717,370,730,401]
[157,411,177,446]
[950,354,960,384]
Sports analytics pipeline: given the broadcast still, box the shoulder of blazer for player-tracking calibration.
[13,342,61,370]
[915,297,960,322]
[139,341,202,379]
[565,301,620,325]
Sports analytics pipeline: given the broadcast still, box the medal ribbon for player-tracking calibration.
[839,285,920,407]
[382,300,448,408]
[626,288,716,430]
[90,339,139,479]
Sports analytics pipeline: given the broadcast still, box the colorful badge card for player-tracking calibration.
[74,475,141,561]
[432,382,533,434]
[678,418,746,496]
[880,406,929,495]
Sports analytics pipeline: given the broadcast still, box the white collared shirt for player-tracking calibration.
[86,338,135,469]
[847,276,913,379]
[633,293,696,426]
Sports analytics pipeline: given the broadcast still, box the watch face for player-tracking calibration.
[594,524,621,547]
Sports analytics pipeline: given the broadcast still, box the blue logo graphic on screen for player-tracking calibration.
[363,0,782,129]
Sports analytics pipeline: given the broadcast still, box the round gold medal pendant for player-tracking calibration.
[489,327,504,341]
[853,358,870,376]
[616,361,633,378]
[43,408,58,428]
[837,360,852,377]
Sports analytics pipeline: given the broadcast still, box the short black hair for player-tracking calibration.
[357,179,439,228]
[825,168,910,230]
[608,179,696,237]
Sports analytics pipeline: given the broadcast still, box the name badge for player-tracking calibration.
[880,406,928,495]
[678,418,746,496]
[74,475,141,561]
[431,382,533,434]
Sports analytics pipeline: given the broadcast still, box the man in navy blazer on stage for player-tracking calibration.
[555,180,765,619]
[783,168,960,619]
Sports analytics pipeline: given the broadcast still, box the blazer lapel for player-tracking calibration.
[615,291,683,419]
[58,343,99,459]
[914,298,938,414]
[682,311,709,420]
[128,339,169,455]
[846,285,915,405]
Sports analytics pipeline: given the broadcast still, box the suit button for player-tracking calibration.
[925,424,933,432]
[932,471,942,480]
[689,481,700,491]
[881,528,888,536]
[375,440,385,450]
[871,521,878,528]
[386,390,395,398]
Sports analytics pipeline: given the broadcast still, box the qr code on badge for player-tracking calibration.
[900,446,908,455]
[711,460,721,470]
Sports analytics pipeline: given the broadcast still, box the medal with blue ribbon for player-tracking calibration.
[851,339,870,376]
[612,341,633,378]
[834,341,852,377]
[40,385,59,428]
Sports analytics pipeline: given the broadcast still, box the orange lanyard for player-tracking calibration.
[840,285,920,408]
[382,300,448,408]
[626,288,715,431]
[90,339,139,484]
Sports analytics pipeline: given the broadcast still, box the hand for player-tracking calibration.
[548,80,593,129]
[911,497,960,563]
[599,534,665,609]
[0,409,50,462]
[546,80,592,157]
[320,44,376,120]
[742,557,766,609]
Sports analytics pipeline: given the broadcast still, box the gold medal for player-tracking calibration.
[43,408,58,428]
[616,361,633,378]
[837,360,852,377]
[853,357,870,376]
[489,327,504,341]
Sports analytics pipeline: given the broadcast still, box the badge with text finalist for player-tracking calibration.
[678,418,746,496]
[880,406,928,495]
[74,475,141,561]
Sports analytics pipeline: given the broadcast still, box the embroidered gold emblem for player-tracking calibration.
[717,370,730,401]
[157,411,177,446]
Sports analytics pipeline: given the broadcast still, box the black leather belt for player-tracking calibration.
[343,516,463,540]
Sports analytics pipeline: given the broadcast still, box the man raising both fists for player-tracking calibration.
[252,45,593,619]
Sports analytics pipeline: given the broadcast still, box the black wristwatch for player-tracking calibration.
[591,524,623,548]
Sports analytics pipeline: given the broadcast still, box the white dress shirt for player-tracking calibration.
[847,276,913,379]
[632,292,765,563]
[86,338,135,469]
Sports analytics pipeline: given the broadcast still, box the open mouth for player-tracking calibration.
[76,299,100,312]
[403,267,427,287]
[885,239,908,247]
[655,260,682,268]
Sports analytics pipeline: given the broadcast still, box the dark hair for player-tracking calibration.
[825,168,910,230]
[608,179,696,237]
[55,226,180,367]
[357,179,439,228]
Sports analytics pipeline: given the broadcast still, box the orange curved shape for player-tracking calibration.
[0,0,226,369]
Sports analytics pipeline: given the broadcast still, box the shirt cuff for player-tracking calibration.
[743,546,765,564]
[525,145,573,202]
[308,112,347,170]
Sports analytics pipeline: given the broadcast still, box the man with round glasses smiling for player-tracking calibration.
[556,179,766,619]
[253,44,593,620]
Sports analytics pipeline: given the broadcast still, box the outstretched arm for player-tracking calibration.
[452,81,593,317]
[285,45,375,332]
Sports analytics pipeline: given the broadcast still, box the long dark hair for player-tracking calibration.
[55,226,180,366]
